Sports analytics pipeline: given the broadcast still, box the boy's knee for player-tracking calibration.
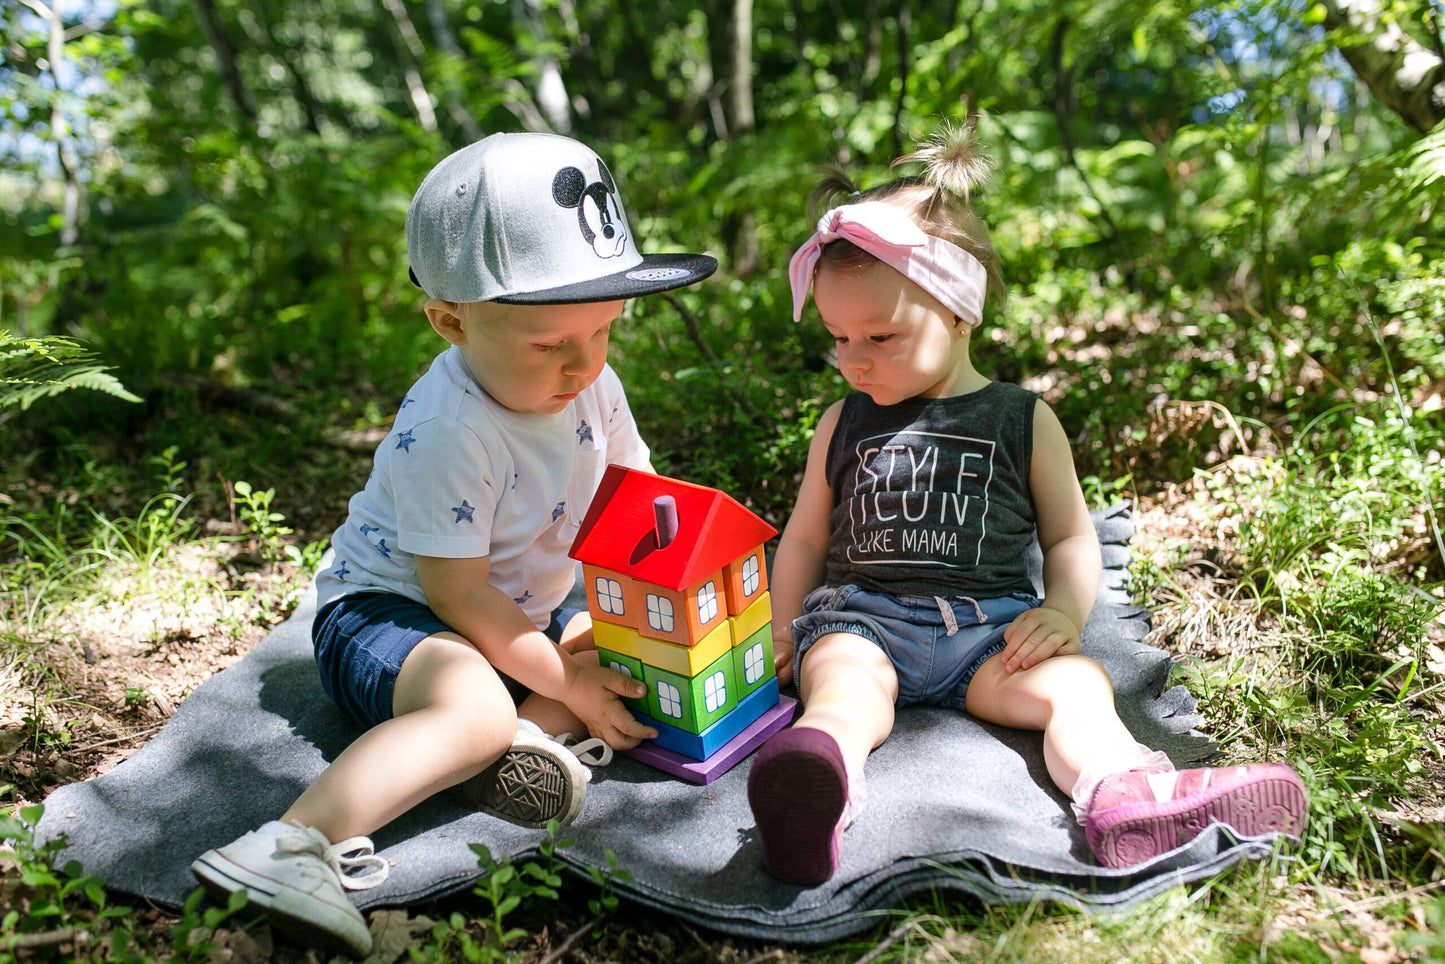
[462,703,519,761]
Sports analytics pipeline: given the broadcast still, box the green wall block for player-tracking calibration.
[732,623,775,699]
[596,647,648,712]
[642,648,738,735]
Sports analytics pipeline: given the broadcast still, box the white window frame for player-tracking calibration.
[595,576,625,616]
[646,593,675,633]
[657,681,682,718]
[743,642,765,684]
[741,554,761,596]
[703,671,727,712]
[696,581,718,623]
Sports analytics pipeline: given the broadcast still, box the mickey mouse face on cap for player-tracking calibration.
[552,160,628,260]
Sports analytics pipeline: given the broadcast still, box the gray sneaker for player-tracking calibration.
[191,823,387,958]
[453,719,612,828]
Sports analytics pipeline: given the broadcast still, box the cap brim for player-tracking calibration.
[490,253,718,305]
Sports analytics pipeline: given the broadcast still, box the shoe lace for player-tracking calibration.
[277,825,390,891]
[556,732,613,767]
[518,718,614,768]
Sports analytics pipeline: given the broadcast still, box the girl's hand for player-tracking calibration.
[1000,606,1082,673]
[773,634,796,688]
[563,662,656,749]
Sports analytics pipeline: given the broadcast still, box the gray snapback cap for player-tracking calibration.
[406,132,717,304]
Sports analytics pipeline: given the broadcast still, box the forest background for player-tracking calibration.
[2,0,1444,961]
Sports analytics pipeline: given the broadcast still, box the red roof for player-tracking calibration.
[570,465,776,590]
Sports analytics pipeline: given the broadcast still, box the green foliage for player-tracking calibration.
[1404,893,1445,961]
[1147,394,1444,879]
[167,887,250,963]
[0,334,140,412]
[231,479,326,570]
[0,803,137,961]
[413,822,631,963]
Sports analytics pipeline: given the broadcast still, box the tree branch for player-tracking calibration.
[188,0,257,129]
[1320,0,1445,132]
[18,0,83,247]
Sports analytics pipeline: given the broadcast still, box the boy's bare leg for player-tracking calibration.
[514,648,601,739]
[963,652,1145,793]
[282,632,517,841]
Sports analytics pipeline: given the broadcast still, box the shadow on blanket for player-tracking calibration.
[36,505,1291,942]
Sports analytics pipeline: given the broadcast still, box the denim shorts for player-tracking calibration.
[312,591,582,729]
[791,585,1040,709]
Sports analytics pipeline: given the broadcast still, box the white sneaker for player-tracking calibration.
[191,823,387,958]
[453,719,613,828]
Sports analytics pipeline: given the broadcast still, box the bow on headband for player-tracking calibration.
[787,200,987,327]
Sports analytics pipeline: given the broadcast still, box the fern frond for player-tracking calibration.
[1403,120,1445,197]
[0,333,140,411]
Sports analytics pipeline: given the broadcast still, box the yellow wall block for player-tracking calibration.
[592,619,642,660]
[728,591,772,646]
[637,619,733,677]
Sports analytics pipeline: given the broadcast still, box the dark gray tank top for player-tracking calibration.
[823,382,1039,598]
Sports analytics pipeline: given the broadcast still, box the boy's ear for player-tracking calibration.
[425,299,468,345]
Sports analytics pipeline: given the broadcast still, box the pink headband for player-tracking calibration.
[788,200,987,327]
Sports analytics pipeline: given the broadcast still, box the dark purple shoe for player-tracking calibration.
[1085,763,1308,868]
[746,727,849,886]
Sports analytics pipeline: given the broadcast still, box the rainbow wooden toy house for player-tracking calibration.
[569,465,798,783]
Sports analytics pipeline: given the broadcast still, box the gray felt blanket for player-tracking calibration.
[37,505,1290,942]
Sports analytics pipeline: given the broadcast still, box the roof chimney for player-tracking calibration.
[653,495,678,549]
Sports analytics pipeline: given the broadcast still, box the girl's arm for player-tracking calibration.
[999,400,1102,673]
[770,400,844,686]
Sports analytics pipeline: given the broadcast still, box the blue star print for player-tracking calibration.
[332,560,351,581]
[576,419,593,444]
[513,590,533,606]
[374,539,392,558]
[511,472,518,490]
[400,396,415,409]
[395,429,416,452]
[359,523,379,538]
[452,501,475,524]
[551,501,566,522]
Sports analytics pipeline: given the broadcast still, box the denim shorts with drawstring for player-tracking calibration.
[312,591,582,730]
[790,585,1041,709]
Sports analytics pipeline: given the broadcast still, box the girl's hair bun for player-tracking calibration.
[897,119,994,204]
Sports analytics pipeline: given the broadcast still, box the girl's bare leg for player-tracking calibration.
[963,652,1147,794]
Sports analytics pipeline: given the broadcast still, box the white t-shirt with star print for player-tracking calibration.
[315,346,650,629]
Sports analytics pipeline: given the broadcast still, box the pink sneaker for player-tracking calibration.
[746,727,849,886]
[1085,763,1308,868]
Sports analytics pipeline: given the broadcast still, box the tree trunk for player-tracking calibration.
[890,0,909,158]
[238,4,327,135]
[515,0,572,133]
[730,0,755,134]
[1320,0,1445,133]
[188,0,258,129]
[1050,17,1127,264]
[380,0,439,133]
[423,0,484,141]
[18,0,83,247]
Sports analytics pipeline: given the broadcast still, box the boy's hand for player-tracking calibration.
[773,634,795,688]
[563,662,656,749]
[1000,606,1082,673]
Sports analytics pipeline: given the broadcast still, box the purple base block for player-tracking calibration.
[622,694,799,785]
